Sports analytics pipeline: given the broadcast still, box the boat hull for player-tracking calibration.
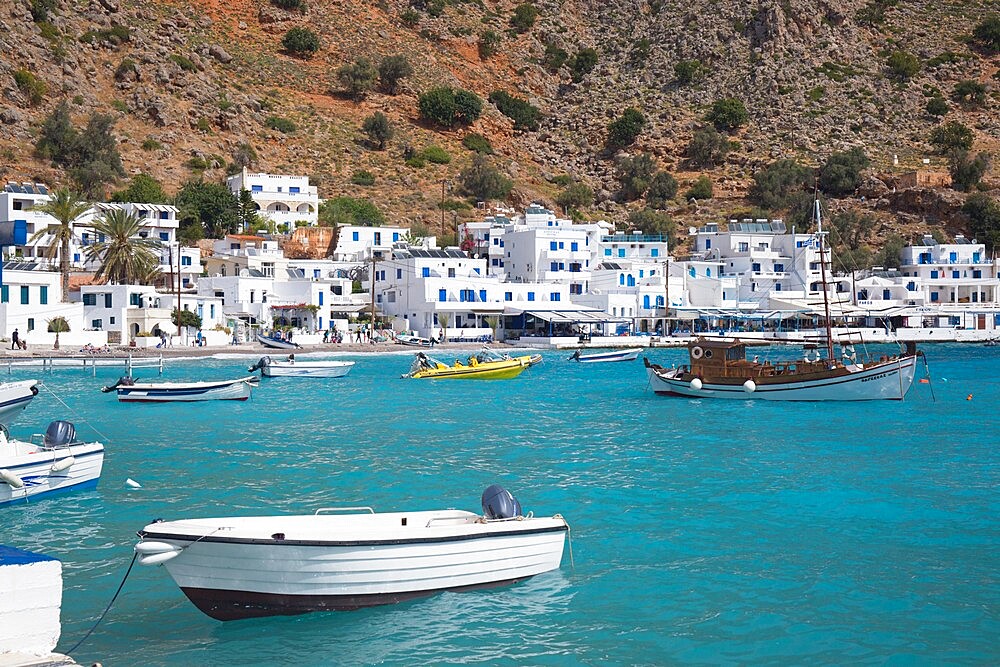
[0,380,38,426]
[115,378,255,402]
[395,335,433,347]
[0,442,104,505]
[261,361,354,378]
[138,512,567,620]
[573,348,642,363]
[257,334,299,350]
[646,355,918,401]
[410,361,527,380]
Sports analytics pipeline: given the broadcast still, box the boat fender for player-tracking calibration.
[690,377,703,391]
[481,484,522,519]
[138,551,180,566]
[50,456,75,473]
[0,468,24,488]
[690,346,704,360]
[135,540,180,555]
[30,384,39,396]
[743,379,756,393]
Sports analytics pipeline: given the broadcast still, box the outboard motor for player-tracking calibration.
[101,375,135,393]
[43,420,76,448]
[248,356,271,373]
[481,484,522,520]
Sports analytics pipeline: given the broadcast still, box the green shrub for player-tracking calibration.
[37,21,59,41]
[400,9,420,27]
[196,117,212,133]
[674,59,704,85]
[362,111,393,150]
[111,99,128,113]
[271,0,306,10]
[418,87,482,127]
[628,209,674,242]
[511,3,538,33]
[615,153,657,201]
[949,151,991,192]
[964,193,1000,250]
[13,69,45,107]
[929,121,974,153]
[318,196,386,226]
[459,155,512,201]
[926,96,949,117]
[706,97,748,132]
[265,115,297,134]
[141,138,163,151]
[952,79,987,107]
[30,0,57,22]
[569,47,598,82]
[337,58,378,100]
[818,148,869,196]
[645,171,678,208]
[479,30,501,59]
[169,54,197,72]
[971,15,1000,54]
[543,43,568,72]
[488,90,540,131]
[80,25,130,46]
[422,145,451,164]
[686,126,731,168]
[426,0,445,17]
[630,38,651,65]
[555,182,593,211]
[462,133,493,154]
[378,55,413,95]
[749,159,812,210]
[607,107,645,149]
[187,156,209,171]
[887,50,920,80]
[114,58,137,82]
[351,170,376,186]
[405,155,426,168]
[925,51,964,68]
[685,175,713,200]
[282,27,320,56]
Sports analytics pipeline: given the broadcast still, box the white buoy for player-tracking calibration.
[50,456,75,473]
[125,478,142,489]
[690,377,703,391]
[743,379,757,393]
[1,469,24,488]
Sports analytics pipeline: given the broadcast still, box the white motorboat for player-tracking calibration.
[0,421,104,505]
[135,485,568,620]
[0,380,38,426]
[395,334,434,347]
[568,348,642,363]
[102,376,258,402]
[248,355,355,378]
[257,333,300,350]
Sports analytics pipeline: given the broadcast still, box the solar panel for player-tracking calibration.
[21,183,36,194]
[6,183,23,193]
[35,184,48,195]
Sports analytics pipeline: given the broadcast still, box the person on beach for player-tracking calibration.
[10,328,19,350]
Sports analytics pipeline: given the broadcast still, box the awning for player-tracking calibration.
[328,303,369,313]
[506,308,628,324]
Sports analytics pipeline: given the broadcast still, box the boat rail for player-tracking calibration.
[313,506,375,515]
[425,512,476,527]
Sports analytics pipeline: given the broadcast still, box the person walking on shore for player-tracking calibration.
[10,329,19,350]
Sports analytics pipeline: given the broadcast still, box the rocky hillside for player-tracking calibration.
[0,0,996,243]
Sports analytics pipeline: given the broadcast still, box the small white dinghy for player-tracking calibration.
[248,355,354,378]
[568,348,642,363]
[0,421,104,505]
[102,376,258,402]
[135,485,568,620]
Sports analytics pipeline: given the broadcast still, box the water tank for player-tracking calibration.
[481,484,522,520]
[43,421,76,447]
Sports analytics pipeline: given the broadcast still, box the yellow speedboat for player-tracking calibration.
[403,349,539,380]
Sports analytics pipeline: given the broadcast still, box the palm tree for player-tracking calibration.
[84,208,161,284]
[47,316,69,350]
[485,315,500,343]
[436,312,450,344]
[32,188,91,301]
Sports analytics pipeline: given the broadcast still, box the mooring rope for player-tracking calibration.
[65,552,137,655]
[38,382,113,443]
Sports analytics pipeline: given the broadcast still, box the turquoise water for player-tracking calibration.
[1,344,997,666]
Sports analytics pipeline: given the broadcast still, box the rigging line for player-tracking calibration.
[38,382,113,443]
[64,552,137,655]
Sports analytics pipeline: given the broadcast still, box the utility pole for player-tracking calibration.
[176,242,182,337]
[440,179,446,239]
[663,257,670,335]
[369,252,377,328]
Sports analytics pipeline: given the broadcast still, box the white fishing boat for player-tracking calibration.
[248,355,355,378]
[568,348,642,363]
[395,334,434,347]
[134,485,568,620]
[256,333,300,350]
[0,421,104,505]
[644,197,922,401]
[101,376,258,402]
[0,380,38,426]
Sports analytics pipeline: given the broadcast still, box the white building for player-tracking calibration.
[79,284,224,343]
[0,264,92,345]
[333,225,408,262]
[226,169,319,229]
[899,234,999,307]
[205,235,287,278]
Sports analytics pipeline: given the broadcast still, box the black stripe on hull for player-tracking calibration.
[180,576,532,620]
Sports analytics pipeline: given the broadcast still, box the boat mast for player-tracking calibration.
[815,196,835,363]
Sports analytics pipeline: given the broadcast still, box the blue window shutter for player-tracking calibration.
[319,292,324,306]
[353,232,359,241]
[439,289,447,302]
[40,286,48,305]
[422,267,430,277]
[479,290,486,301]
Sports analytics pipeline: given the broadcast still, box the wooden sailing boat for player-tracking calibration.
[645,197,922,401]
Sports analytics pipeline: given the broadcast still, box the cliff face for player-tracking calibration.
[0,0,996,236]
